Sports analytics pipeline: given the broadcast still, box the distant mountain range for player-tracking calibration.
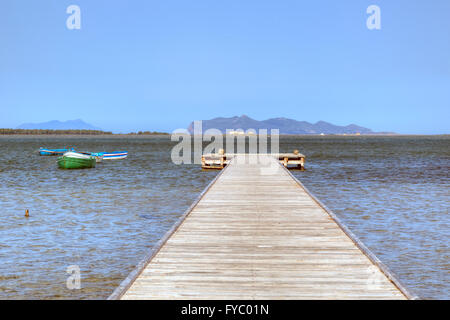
[188,115,386,135]
[15,116,388,134]
[17,119,102,131]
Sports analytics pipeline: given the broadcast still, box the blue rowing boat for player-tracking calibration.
[99,151,128,160]
[39,147,75,156]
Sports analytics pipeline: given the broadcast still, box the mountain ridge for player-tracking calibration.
[17,119,102,131]
[188,115,389,135]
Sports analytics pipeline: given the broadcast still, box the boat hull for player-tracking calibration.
[57,156,96,169]
[39,148,74,156]
[101,151,128,160]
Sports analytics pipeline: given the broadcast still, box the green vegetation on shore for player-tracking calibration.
[0,129,112,135]
[0,129,169,135]
[127,131,169,135]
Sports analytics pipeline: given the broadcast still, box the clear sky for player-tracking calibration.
[1,0,449,133]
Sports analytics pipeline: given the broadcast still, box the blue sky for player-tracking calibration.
[1,0,449,133]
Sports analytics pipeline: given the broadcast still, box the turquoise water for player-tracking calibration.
[0,135,448,299]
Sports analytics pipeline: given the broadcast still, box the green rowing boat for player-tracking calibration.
[57,152,96,169]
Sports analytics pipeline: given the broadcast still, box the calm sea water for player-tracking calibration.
[0,135,448,299]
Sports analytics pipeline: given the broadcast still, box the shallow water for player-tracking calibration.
[284,136,449,299]
[0,135,448,299]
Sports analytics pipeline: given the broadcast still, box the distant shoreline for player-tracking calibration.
[0,133,447,137]
[0,129,169,136]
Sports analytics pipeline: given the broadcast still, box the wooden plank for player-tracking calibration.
[111,154,415,300]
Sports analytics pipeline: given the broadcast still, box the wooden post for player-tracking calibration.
[219,149,225,169]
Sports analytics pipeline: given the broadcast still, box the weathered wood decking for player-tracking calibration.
[110,154,414,300]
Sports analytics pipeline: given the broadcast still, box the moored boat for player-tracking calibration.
[57,152,96,169]
[79,152,104,163]
[100,151,128,160]
[39,147,75,156]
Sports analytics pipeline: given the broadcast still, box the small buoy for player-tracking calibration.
[25,209,29,218]
[293,149,299,155]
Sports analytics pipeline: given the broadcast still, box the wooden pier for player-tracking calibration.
[110,154,415,300]
[201,151,305,170]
